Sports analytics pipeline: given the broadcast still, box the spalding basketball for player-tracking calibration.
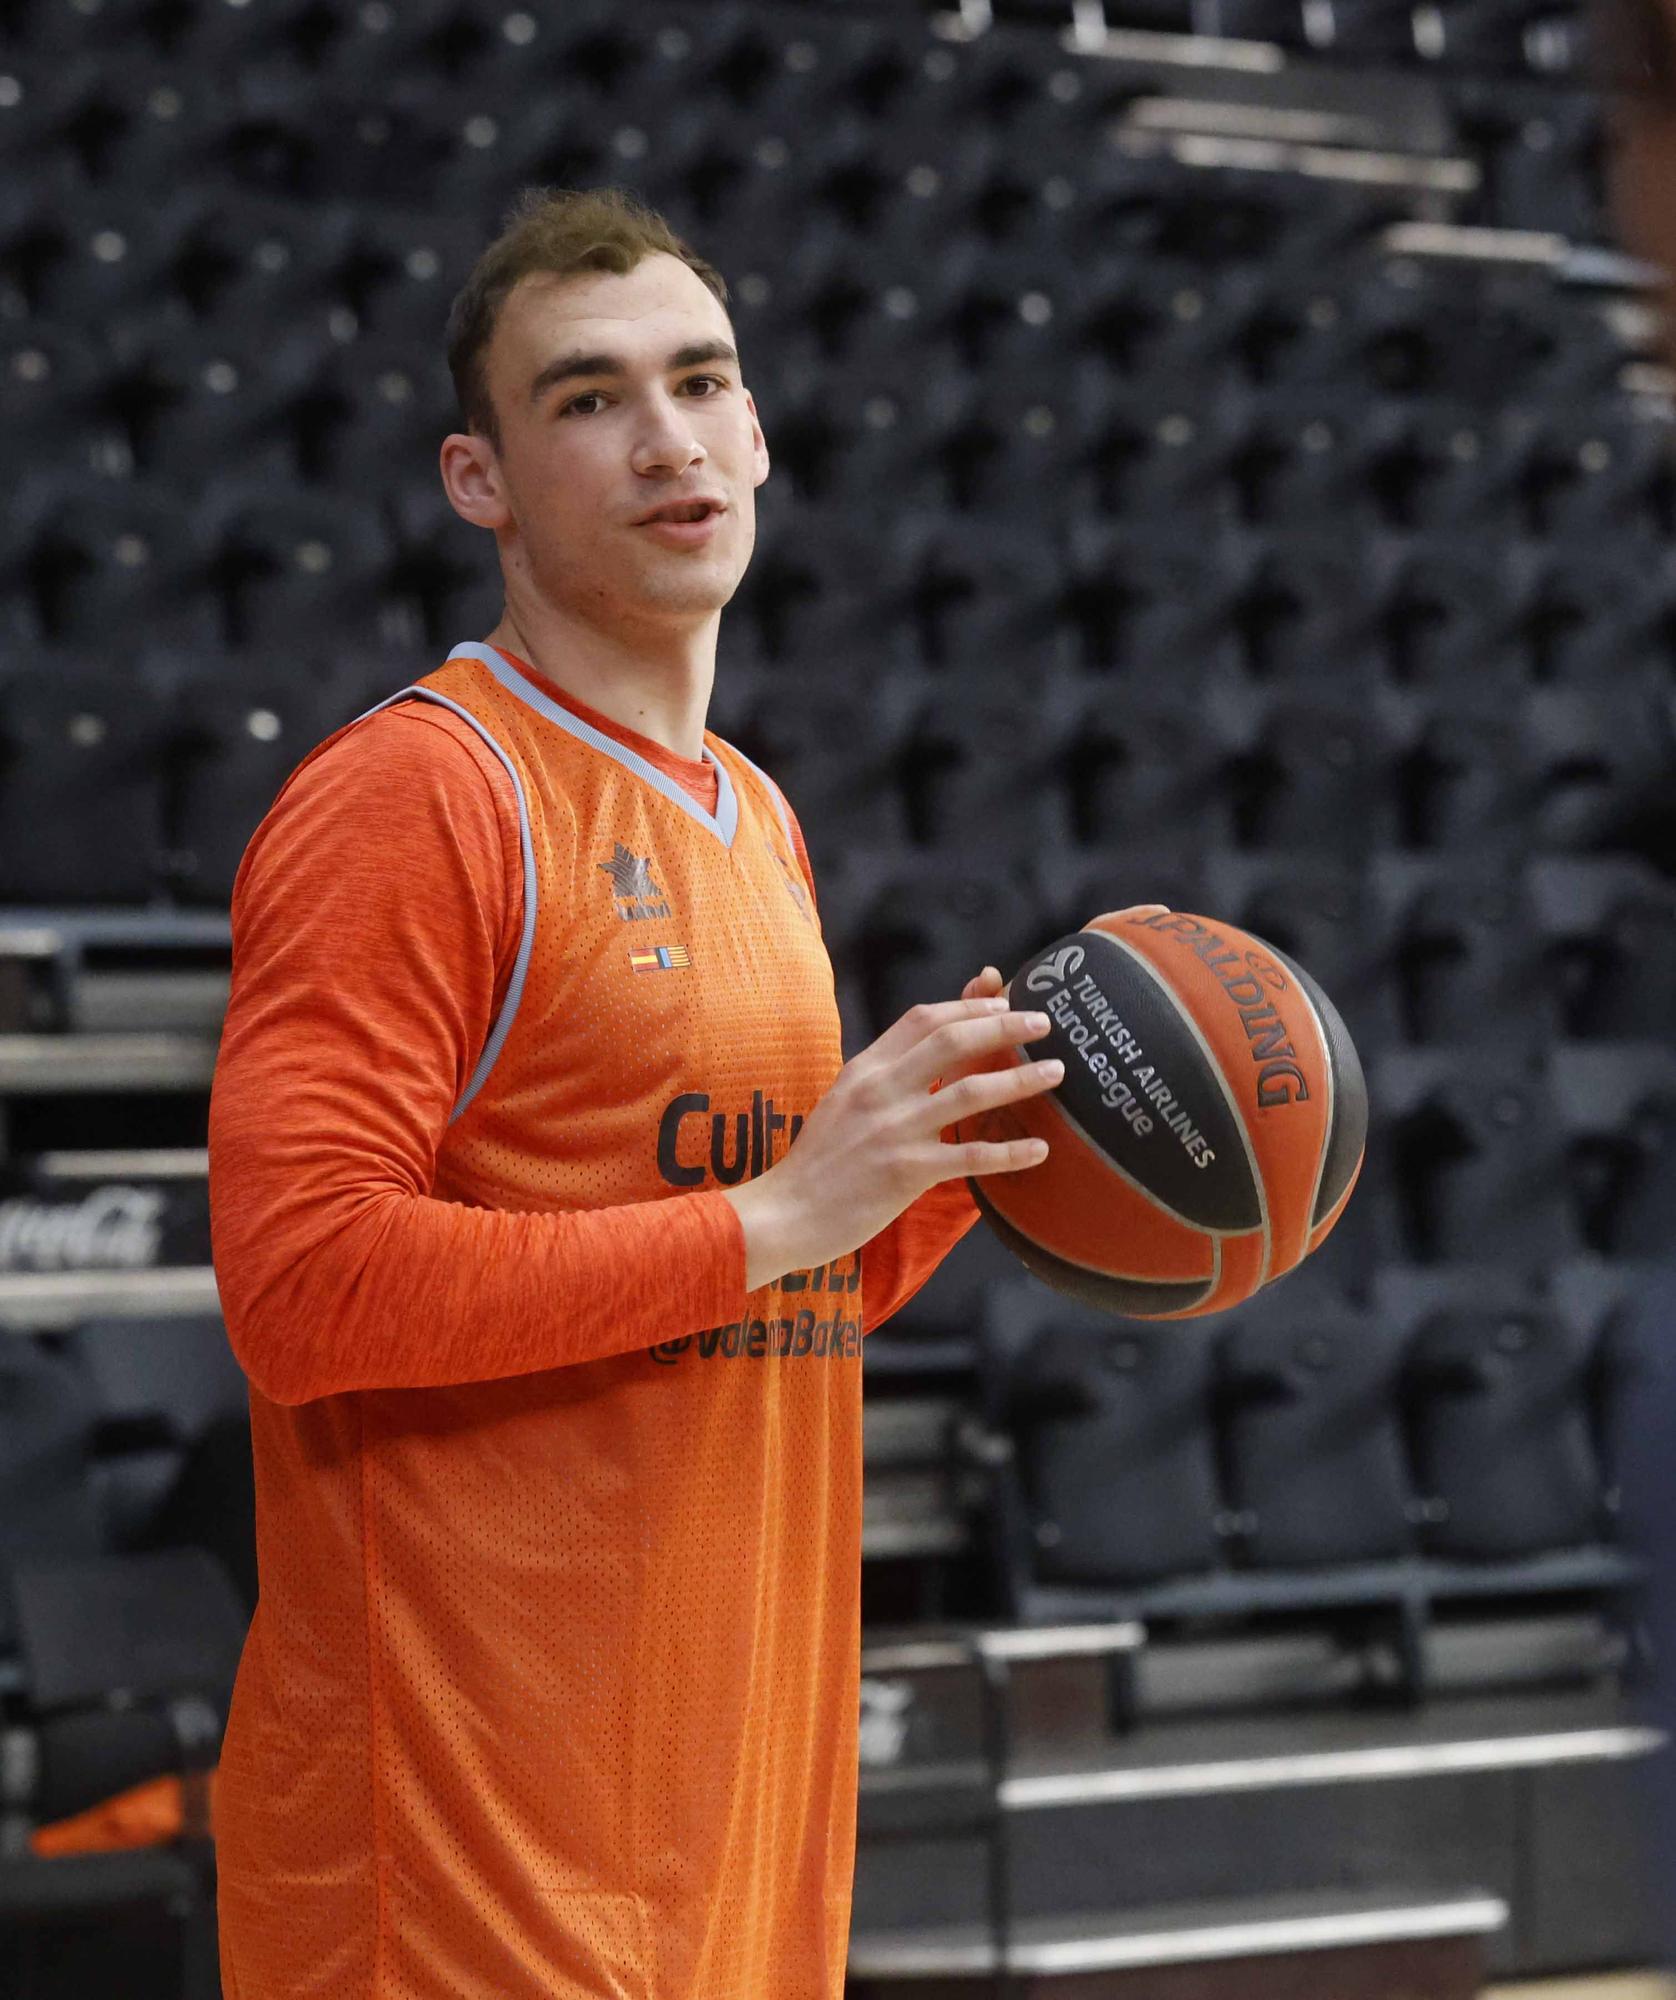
[953,908,1367,1318]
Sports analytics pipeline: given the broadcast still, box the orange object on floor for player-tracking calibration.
[29,1768,219,1856]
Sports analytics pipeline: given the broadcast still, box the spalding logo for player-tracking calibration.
[1025,943,1085,994]
[1130,912,1310,1108]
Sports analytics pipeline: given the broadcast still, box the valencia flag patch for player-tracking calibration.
[629,944,691,973]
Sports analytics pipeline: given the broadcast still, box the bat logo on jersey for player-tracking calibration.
[598,843,672,921]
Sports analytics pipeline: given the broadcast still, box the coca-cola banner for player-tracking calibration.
[0,1183,210,1272]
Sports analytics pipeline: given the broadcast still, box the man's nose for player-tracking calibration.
[632,391,705,475]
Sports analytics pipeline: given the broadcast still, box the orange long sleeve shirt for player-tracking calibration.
[207,642,980,1999]
[209,650,978,1406]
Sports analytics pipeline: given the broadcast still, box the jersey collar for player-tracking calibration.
[446,640,739,849]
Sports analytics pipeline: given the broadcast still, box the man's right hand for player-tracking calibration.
[720,996,1062,1291]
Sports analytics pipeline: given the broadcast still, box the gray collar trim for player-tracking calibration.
[446,640,739,848]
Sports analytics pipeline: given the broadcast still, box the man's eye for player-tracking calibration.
[560,375,727,418]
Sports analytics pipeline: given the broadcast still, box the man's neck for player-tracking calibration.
[484,607,717,763]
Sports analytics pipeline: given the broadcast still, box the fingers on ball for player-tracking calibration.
[969,1137,1050,1174]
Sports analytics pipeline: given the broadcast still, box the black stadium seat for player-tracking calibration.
[1363,535,1523,690]
[723,677,918,860]
[906,365,1078,520]
[158,191,362,342]
[0,1342,105,1651]
[384,481,501,656]
[1221,683,1399,858]
[1219,1277,1416,1567]
[159,0,349,72]
[1523,684,1674,855]
[1529,855,1676,1040]
[1509,546,1665,686]
[7,471,215,651]
[732,503,916,669]
[10,183,193,328]
[897,513,1068,677]
[112,322,318,488]
[1222,390,1376,533]
[984,1284,1226,1588]
[1386,682,1526,852]
[1459,84,1609,241]
[1370,1049,1579,1272]
[878,1212,1027,1348]
[1064,381,1245,530]
[763,357,937,513]
[307,0,493,93]
[1552,1041,1676,1263]
[194,481,398,651]
[305,335,458,492]
[330,208,482,344]
[1362,402,1526,539]
[65,1315,249,1553]
[1029,843,1215,949]
[1062,683,1240,852]
[1368,854,1552,1049]
[0,321,127,479]
[165,666,338,908]
[1515,409,1675,544]
[1204,531,1376,686]
[1061,523,1228,682]
[1405,1299,1607,1561]
[37,54,242,197]
[1548,1254,1651,1524]
[901,673,1081,858]
[842,852,1042,1045]
[0,656,171,905]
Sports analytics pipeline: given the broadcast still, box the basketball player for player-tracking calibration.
[207,186,1157,1998]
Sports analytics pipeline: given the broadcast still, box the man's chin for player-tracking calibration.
[629,562,746,616]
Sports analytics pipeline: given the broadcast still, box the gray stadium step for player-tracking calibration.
[847,1886,1506,1998]
[0,1266,220,1332]
[0,1034,217,1095]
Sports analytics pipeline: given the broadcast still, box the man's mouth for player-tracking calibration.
[636,499,725,525]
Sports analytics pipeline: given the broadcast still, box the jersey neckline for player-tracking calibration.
[446,639,739,849]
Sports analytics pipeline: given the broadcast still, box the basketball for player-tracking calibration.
[953,908,1368,1319]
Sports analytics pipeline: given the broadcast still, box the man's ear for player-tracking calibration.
[439,430,512,531]
[746,389,770,490]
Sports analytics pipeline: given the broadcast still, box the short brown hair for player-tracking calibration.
[445,185,731,452]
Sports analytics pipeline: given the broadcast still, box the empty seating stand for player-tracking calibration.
[1218,1283,1416,1568]
[845,1621,1657,1999]
[985,1286,1225,1589]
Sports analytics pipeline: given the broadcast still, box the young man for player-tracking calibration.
[207,186,1125,1999]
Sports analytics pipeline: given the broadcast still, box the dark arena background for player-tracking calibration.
[2,0,1675,1995]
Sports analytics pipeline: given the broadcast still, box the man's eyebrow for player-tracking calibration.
[528,340,739,406]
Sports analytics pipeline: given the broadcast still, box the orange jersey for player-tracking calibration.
[208,640,979,1999]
